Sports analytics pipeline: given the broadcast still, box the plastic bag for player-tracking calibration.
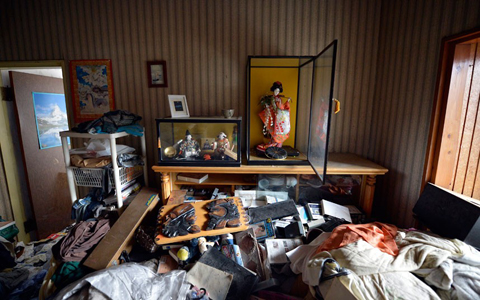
[85,139,111,157]
[84,139,135,158]
[54,264,190,300]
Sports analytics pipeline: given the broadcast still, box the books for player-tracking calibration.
[187,262,233,300]
[249,219,276,240]
[265,238,303,264]
[296,205,309,224]
[321,199,352,222]
[198,248,258,300]
[234,228,265,279]
[176,173,208,183]
[306,202,322,220]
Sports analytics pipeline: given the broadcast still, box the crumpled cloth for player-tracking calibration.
[117,153,144,168]
[74,110,142,134]
[53,264,190,300]
[52,219,111,262]
[290,229,480,299]
[70,155,111,168]
[315,222,398,256]
[0,268,29,297]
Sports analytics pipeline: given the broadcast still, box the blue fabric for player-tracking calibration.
[71,188,105,222]
[94,124,144,136]
[8,269,47,300]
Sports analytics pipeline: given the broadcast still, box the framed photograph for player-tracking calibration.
[168,95,190,118]
[147,61,168,88]
[32,92,69,149]
[69,59,115,123]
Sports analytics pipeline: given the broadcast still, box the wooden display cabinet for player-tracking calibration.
[153,152,387,217]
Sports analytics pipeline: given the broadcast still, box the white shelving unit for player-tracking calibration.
[59,130,148,208]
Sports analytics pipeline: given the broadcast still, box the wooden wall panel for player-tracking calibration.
[4,0,480,227]
[434,44,473,189]
[372,0,480,227]
[0,0,383,189]
[455,43,480,196]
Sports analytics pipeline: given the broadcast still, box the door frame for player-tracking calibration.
[0,60,69,242]
[423,28,480,190]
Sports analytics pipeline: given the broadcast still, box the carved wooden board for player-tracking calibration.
[155,197,249,245]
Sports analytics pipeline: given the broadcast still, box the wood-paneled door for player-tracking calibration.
[426,29,480,200]
[10,71,72,239]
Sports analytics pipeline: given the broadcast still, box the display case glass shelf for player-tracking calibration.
[156,117,241,167]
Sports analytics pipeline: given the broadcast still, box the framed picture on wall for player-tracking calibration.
[168,95,190,118]
[147,61,168,88]
[69,59,115,123]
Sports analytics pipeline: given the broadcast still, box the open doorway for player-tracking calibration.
[0,61,71,242]
[424,28,480,200]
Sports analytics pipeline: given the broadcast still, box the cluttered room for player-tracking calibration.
[1,1,480,299]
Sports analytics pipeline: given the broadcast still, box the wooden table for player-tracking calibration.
[152,153,388,217]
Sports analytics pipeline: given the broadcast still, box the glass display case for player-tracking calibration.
[156,117,241,166]
[246,40,337,183]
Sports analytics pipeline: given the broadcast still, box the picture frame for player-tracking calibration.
[32,92,69,149]
[147,61,168,88]
[168,95,190,118]
[69,59,115,123]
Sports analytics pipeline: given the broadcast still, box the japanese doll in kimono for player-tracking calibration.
[178,130,200,159]
[258,81,291,148]
[213,132,230,159]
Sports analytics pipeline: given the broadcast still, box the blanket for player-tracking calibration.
[288,229,480,299]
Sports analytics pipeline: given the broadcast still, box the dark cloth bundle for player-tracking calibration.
[52,219,112,262]
[74,110,142,134]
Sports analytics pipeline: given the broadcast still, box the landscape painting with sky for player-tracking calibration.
[33,92,69,149]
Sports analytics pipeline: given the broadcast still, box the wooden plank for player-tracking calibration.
[433,44,473,189]
[474,164,480,199]
[462,42,480,196]
[83,187,161,270]
[152,153,388,176]
[454,43,480,194]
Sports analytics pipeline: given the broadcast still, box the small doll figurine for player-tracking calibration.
[213,132,230,160]
[202,139,213,150]
[178,130,200,159]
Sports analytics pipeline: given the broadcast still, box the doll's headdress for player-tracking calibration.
[270,81,283,93]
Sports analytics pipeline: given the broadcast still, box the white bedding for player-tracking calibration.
[288,230,480,299]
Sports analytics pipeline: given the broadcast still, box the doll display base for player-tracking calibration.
[155,197,249,245]
[265,146,288,160]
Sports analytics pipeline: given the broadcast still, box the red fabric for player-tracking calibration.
[315,222,399,256]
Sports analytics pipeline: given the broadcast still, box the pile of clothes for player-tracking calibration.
[73,110,143,136]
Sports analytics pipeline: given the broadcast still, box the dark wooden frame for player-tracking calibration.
[147,60,168,88]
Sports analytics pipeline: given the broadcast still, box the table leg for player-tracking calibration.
[363,175,377,217]
[161,172,171,205]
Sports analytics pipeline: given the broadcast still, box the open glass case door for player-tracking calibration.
[307,40,338,183]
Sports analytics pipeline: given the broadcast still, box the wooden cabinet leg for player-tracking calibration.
[161,172,171,205]
[363,175,377,218]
